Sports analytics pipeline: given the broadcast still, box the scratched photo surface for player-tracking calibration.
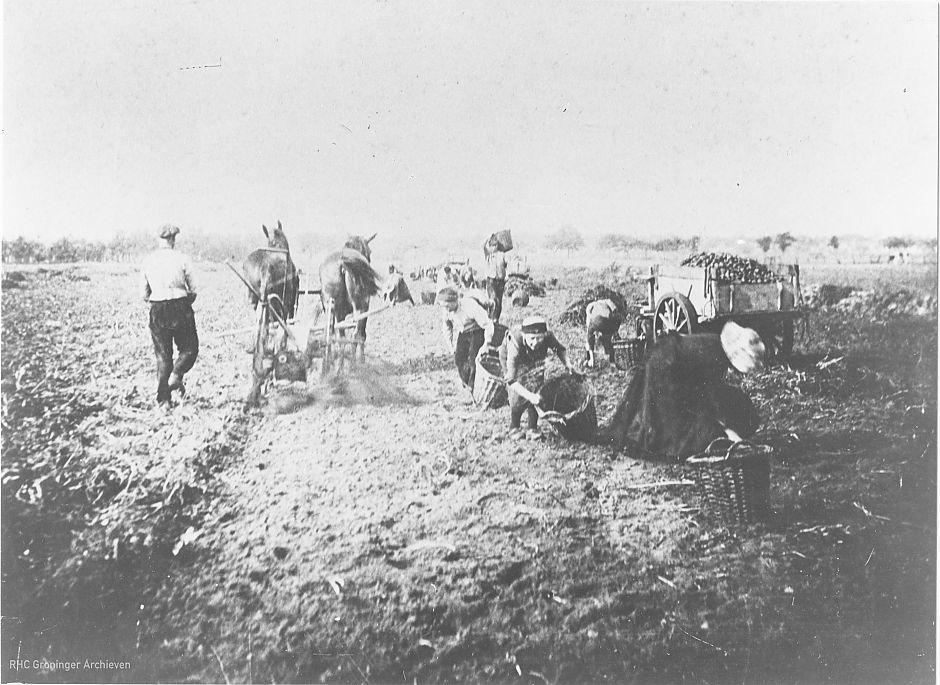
[2,2,936,684]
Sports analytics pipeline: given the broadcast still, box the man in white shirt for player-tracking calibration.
[140,224,198,406]
[438,286,497,390]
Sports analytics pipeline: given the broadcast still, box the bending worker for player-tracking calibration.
[602,321,765,461]
[140,224,198,407]
[585,298,624,368]
[383,264,414,305]
[500,316,579,432]
[438,286,496,390]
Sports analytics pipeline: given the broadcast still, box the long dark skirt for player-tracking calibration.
[454,328,486,389]
[601,334,759,461]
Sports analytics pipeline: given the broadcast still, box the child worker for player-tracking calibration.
[438,286,498,391]
[500,315,581,433]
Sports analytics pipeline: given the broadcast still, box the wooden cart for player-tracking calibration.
[635,262,804,357]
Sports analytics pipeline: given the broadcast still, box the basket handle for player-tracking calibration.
[701,437,773,461]
[702,437,735,457]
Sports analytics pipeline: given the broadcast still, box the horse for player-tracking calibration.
[243,220,299,321]
[243,221,299,407]
[318,234,380,365]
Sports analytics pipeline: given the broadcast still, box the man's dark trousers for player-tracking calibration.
[149,298,198,403]
[487,277,506,322]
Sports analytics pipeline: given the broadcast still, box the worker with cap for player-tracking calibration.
[601,321,765,461]
[499,315,580,433]
[483,235,508,322]
[140,224,198,407]
[585,298,624,368]
[436,265,461,291]
[438,286,497,391]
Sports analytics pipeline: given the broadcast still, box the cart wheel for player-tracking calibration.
[653,293,697,340]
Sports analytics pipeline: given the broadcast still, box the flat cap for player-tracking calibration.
[159,224,180,239]
[521,316,547,334]
[437,286,459,303]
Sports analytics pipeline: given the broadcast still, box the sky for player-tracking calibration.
[3,1,938,247]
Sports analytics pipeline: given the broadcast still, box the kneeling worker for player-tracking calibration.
[500,316,579,431]
[438,286,497,391]
[585,298,624,368]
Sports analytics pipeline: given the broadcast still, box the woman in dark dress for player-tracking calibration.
[602,321,766,461]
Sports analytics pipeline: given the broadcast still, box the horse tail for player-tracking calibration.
[339,255,381,298]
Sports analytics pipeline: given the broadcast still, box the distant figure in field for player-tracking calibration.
[140,224,198,407]
[484,236,508,322]
[436,265,461,290]
[383,264,414,305]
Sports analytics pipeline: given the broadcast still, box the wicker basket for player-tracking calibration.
[473,352,508,409]
[612,335,646,370]
[420,290,437,305]
[685,439,772,525]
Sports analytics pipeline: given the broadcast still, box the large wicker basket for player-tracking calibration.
[685,440,772,525]
[612,335,646,370]
[473,352,507,409]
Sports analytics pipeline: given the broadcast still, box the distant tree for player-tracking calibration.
[108,231,153,262]
[48,238,81,263]
[80,240,107,261]
[2,236,47,263]
[544,227,584,255]
[885,236,913,249]
[828,235,840,250]
[597,233,628,251]
[775,232,797,253]
[756,236,773,253]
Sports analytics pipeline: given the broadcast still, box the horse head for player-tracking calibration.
[262,220,291,251]
[344,233,376,263]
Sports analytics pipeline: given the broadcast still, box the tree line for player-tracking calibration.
[2,231,269,264]
[3,230,936,264]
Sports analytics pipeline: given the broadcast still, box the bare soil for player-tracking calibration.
[1,261,935,684]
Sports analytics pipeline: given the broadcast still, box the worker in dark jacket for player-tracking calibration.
[602,321,765,461]
[140,224,198,406]
[500,316,579,431]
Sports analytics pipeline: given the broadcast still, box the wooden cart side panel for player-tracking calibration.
[713,281,798,314]
[649,262,802,319]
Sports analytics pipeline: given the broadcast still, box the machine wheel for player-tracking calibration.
[653,293,697,340]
